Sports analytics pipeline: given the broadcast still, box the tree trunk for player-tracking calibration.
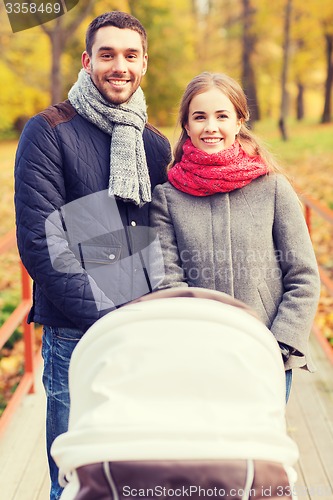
[50,21,65,104]
[40,0,95,105]
[321,33,333,124]
[296,82,304,121]
[241,0,260,126]
[279,0,292,141]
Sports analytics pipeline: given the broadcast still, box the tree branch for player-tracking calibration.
[65,0,95,37]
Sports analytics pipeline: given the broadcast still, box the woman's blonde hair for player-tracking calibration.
[171,72,280,172]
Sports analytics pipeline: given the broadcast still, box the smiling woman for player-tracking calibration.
[150,71,321,403]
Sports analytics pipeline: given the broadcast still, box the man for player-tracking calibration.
[14,11,171,499]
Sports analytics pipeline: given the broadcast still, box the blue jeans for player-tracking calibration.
[42,326,83,500]
[285,369,292,402]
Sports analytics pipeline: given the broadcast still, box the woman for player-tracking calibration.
[150,72,320,400]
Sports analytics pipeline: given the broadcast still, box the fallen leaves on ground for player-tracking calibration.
[0,327,42,415]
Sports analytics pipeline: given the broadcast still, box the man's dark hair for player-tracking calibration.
[85,11,148,56]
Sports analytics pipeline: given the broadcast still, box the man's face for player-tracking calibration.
[82,26,148,105]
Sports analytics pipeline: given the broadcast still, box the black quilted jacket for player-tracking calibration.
[14,101,171,332]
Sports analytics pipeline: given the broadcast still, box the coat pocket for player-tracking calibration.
[257,281,278,325]
[79,243,122,267]
[79,244,124,304]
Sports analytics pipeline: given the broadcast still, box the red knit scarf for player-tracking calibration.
[168,139,269,196]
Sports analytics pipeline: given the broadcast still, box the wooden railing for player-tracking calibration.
[0,229,40,436]
[297,187,333,365]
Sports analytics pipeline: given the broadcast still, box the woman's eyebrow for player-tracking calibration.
[192,109,229,115]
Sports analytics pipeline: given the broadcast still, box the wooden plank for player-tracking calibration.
[35,474,51,500]
[13,427,48,500]
[309,333,333,424]
[286,394,310,500]
[0,370,48,499]
[293,373,333,499]
[286,333,333,500]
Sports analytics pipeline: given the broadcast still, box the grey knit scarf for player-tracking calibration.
[68,69,150,206]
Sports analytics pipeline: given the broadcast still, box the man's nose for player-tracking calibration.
[112,56,127,73]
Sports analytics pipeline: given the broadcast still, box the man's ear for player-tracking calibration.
[82,51,91,74]
[142,54,148,75]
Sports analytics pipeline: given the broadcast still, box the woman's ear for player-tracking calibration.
[236,119,242,135]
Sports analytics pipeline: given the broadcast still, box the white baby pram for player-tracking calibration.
[51,288,299,499]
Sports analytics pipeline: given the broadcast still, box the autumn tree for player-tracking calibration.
[241,0,260,123]
[1,0,332,132]
[128,0,197,126]
[39,0,95,104]
[320,1,333,123]
[290,0,331,122]
[322,31,333,123]
[0,7,50,132]
[278,0,292,141]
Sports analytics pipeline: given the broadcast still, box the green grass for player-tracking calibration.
[0,289,22,351]
[255,119,333,163]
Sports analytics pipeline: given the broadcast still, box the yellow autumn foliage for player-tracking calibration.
[0,354,22,378]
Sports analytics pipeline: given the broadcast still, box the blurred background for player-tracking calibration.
[0,0,333,412]
[0,0,332,135]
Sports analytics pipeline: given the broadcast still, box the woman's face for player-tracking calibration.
[185,87,242,153]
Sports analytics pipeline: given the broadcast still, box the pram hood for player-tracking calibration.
[52,288,298,476]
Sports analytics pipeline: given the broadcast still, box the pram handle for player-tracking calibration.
[132,286,260,320]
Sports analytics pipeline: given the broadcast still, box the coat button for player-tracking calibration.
[130,220,137,226]
[108,254,116,260]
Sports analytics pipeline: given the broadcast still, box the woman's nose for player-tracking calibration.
[204,118,218,132]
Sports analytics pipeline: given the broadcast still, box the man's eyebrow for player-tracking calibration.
[97,46,141,53]
[97,46,113,52]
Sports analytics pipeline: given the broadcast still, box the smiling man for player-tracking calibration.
[82,16,148,104]
[14,11,171,500]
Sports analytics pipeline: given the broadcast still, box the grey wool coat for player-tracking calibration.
[150,173,320,371]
